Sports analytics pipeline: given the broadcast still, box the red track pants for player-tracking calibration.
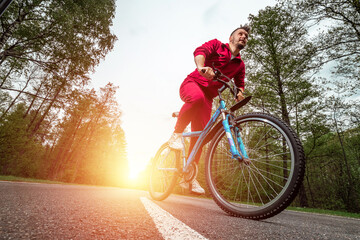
[174,78,213,164]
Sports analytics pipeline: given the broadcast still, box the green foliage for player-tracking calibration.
[0,0,128,187]
[0,103,44,177]
[243,4,322,130]
[0,0,117,135]
[241,2,360,213]
[282,0,360,96]
[46,83,128,186]
[303,127,360,212]
[0,0,117,78]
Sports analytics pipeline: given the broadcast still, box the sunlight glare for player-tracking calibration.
[128,167,141,180]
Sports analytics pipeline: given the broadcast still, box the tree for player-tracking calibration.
[47,83,128,186]
[243,4,327,207]
[0,0,127,187]
[244,5,321,125]
[0,103,44,177]
[0,0,117,75]
[0,0,117,135]
[283,0,360,95]
[276,0,360,212]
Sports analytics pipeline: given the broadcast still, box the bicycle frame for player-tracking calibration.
[181,98,249,172]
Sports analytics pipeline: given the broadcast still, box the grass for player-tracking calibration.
[288,206,360,219]
[0,175,69,185]
[2,175,360,219]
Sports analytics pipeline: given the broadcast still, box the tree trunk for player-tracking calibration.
[30,80,65,136]
[23,79,44,119]
[0,66,14,88]
[333,108,354,212]
[0,73,31,121]
[51,116,83,179]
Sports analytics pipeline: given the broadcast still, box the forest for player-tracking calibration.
[241,0,360,213]
[1,0,359,213]
[0,0,128,186]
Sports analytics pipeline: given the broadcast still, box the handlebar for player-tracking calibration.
[200,67,241,99]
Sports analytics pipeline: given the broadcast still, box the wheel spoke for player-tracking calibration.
[149,144,179,201]
[247,166,264,205]
[251,158,290,170]
[206,114,304,219]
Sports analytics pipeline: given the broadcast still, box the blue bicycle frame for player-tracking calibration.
[181,98,249,172]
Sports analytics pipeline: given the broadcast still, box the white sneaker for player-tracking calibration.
[179,178,205,195]
[190,179,205,195]
[168,133,184,150]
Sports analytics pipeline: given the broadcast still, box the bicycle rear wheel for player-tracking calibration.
[149,143,180,201]
[205,113,305,219]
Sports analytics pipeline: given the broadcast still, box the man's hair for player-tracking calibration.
[230,25,251,37]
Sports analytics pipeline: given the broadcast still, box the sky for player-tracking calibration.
[90,0,277,179]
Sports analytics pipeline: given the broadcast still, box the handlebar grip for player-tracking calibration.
[201,68,220,80]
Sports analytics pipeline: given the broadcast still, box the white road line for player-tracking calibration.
[140,197,208,240]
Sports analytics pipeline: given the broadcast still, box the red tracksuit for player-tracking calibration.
[174,39,246,163]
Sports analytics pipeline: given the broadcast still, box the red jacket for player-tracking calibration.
[188,39,245,99]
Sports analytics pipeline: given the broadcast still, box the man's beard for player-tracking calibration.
[237,43,245,50]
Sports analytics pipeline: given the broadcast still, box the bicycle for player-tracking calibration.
[148,67,305,220]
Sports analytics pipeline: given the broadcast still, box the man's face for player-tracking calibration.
[230,29,249,50]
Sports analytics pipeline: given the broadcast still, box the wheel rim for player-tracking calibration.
[150,146,178,199]
[207,117,296,213]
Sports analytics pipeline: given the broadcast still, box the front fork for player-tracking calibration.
[221,111,249,161]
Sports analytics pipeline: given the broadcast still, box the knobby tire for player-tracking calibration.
[205,112,305,220]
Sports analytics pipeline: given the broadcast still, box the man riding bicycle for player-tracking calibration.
[168,25,250,194]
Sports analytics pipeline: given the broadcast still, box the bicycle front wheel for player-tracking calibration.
[149,143,180,201]
[205,113,305,219]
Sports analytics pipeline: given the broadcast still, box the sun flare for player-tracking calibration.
[128,168,141,180]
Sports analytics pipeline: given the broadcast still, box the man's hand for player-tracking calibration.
[236,89,245,102]
[198,67,215,80]
[195,55,214,80]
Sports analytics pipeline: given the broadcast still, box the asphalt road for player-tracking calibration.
[1,181,359,240]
